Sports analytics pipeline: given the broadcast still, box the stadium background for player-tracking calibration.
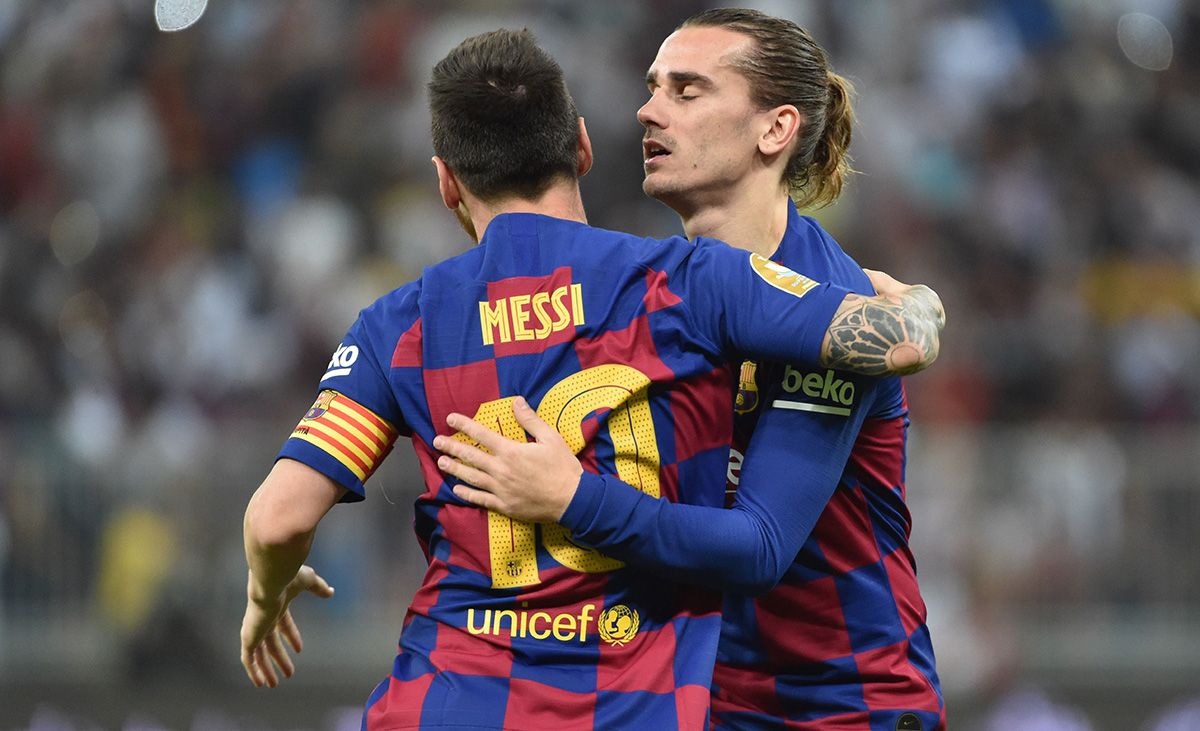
[2,0,1198,728]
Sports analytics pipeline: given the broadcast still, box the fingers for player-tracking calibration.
[242,644,265,687]
[864,267,904,285]
[863,268,908,298]
[433,433,497,471]
[279,609,303,653]
[264,629,295,680]
[453,483,502,512]
[438,454,496,491]
[512,397,561,446]
[299,567,336,599]
[254,642,279,687]
[445,412,512,454]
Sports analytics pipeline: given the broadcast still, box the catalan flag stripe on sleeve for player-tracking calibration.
[291,390,398,481]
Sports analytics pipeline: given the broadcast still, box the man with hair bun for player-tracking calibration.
[241,20,942,731]
[440,9,946,730]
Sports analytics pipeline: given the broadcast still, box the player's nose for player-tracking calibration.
[636,93,666,130]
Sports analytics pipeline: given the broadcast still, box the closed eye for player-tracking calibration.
[646,70,713,101]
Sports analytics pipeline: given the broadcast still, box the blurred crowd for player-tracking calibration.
[1,0,1198,726]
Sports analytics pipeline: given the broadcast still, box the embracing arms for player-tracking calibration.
[434,395,849,595]
[820,269,943,376]
[433,269,942,593]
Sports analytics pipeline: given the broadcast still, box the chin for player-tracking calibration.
[642,175,675,202]
[643,178,690,213]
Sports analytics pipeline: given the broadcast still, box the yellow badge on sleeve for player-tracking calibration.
[749,253,819,298]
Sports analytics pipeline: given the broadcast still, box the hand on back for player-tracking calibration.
[434,397,583,523]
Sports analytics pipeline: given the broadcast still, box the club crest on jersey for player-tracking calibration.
[598,604,640,647]
[748,253,819,298]
[734,360,759,414]
[303,390,338,420]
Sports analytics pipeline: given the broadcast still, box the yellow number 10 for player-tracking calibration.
[451,364,661,588]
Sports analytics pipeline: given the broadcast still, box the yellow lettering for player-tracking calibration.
[570,283,585,326]
[479,300,511,345]
[802,372,822,398]
[550,286,571,332]
[492,609,518,636]
[531,292,553,339]
[467,608,490,635]
[529,612,552,639]
[552,612,577,641]
[510,294,533,341]
[577,604,595,642]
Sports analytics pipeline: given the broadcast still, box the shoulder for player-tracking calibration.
[583,222,695,262]
[350,279,423,358]
[361,278,422,324]
[579,224,703,274]
[677,234,741,263]
[790,215,873,294]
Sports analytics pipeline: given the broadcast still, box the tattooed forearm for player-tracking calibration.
[820,285,945,376]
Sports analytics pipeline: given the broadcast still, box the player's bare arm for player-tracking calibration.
[821,270,945,377]
[240,459,344,688]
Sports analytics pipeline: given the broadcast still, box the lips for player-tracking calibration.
[643,138,671,163]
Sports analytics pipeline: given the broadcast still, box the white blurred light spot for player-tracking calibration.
[155,0,208,32]
[1117,13,1173,71]
[49,200,100,266]
[58,387,126,466]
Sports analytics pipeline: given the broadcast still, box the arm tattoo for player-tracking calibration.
[820,285,944,376]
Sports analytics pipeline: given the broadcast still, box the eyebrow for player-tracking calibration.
[645,70,715,88]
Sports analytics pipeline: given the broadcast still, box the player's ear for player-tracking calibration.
[576,117,594,177]
[759,104,802,158]
[433,156,462,210]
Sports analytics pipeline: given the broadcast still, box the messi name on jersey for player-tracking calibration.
[479,266,585,355]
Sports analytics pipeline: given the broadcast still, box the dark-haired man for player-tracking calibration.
[239,27,942,730]
[436,10,945,730]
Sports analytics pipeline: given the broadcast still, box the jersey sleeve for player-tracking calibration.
[277,297,411,503]
[676,238,851,368]
[560,371,877,594]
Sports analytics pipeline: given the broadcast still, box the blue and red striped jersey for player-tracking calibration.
[553,209,945,730]
[276,213,852,730]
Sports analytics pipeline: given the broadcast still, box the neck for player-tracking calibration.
[677,185,792,258]
[466,182,588,241]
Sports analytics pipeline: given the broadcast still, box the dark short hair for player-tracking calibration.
[682,8,855,209]
[429,29,580,202]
